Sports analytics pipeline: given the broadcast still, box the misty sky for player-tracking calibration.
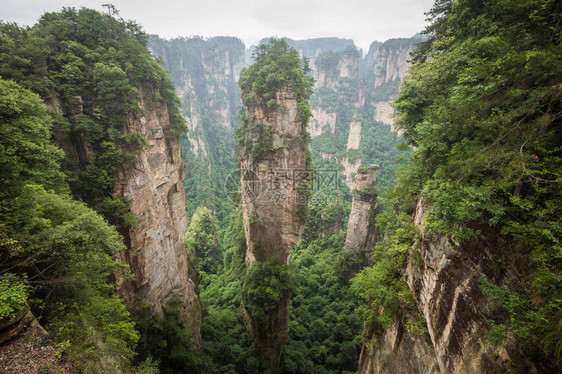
[1,0,435,51]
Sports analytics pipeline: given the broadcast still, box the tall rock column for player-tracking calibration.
[344,164,379,255]
[237,39,313,371]
[117,87,201,343]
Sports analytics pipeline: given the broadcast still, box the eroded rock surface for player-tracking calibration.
[358,316,439,374]
[344,165,379,255]
[117,88,201,343]
[238,85,309,369]
[239,87,308,265]
[360,198,541,373]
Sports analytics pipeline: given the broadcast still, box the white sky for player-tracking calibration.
[1,0,435,51]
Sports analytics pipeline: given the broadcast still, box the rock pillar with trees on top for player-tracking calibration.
[236,38,314,372]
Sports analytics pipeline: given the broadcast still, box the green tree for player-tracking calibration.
[0,79,65,198]
[358,0,562,366]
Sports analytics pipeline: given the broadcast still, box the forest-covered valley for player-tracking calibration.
[0,1,561,373]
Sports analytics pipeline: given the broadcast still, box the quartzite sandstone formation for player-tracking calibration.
[117,88,201,343]
[358,315,439,374]
[344,165,379,255]
[239,86,309,265]
[47,86,201,341]
[239,85,309,369]
[359,198,540,373]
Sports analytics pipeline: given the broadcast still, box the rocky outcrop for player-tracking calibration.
[366,38,418,88]
[309,107,336,137]
[314,50,360,90]
[347,120,362,150]
[238,84,309,368]
[358,315,439,374]
[373,101,394,126]
[148,36,246,214]
[344,165,379,255]
[402,199,526,373]
[360,198,541,373]
[318,152,361,189]
[239,86,309,266]
[46,83,201,342]
[117,87,201,343]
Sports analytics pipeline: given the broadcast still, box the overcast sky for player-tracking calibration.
[1,0,435,51]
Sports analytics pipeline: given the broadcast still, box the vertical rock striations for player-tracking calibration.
[305,38,419,192]
[237,39,313,371]
[398,199,533,373]
[148,36,246,218]
[358,316,439,374]
[117,87,201,343]
[239,85,309,265]
[366,38,417,89]
[344,165,379,255]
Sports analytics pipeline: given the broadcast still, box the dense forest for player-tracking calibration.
[0,7,186,372]
[353,0,562,371]
[1,0,561,373]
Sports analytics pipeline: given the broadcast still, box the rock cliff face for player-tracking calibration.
[366,39,415,88]
[304,38,416,192]
[239,86,308,264]
[344,165,379,255]
[359,199,539,373]
[116,87,201,342]
[148,36,246,218]
[358,315,439,374]
[403,199,530,373]
[238,84,309,368]
[366,38,418,134]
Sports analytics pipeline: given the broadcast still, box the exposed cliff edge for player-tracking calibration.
[356,1,561,372]
[401,200,535,373]
[305,37,418,192]
[43,62,202,346]
[344,165,379,256]
[237,39,313,371]
[238,85,309,265]
[148,36,246,220]
[358,199,539,373]
[116,88,201,342]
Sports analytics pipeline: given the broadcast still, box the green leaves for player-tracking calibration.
[0,273,28,319]
[385,0,562,363]
[242,256,294,325]
[239,38,314,125]
[350,210,417,333]
[0,8,186,217]
[0,79,65,197]
[186,207,221,274]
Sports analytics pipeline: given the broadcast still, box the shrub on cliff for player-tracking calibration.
[355,0,562,365]
[239,38,314,124]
